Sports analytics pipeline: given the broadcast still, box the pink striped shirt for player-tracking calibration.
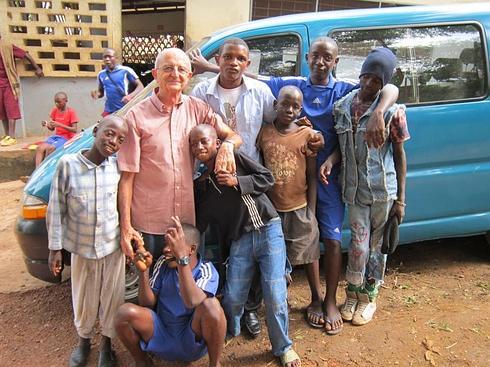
[118,90,221,234]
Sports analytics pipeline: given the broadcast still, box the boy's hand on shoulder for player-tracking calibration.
[166,216,189,260]
[365,109,386,148]
[295,116,313,128]
[48,250,63,277]
[216,170,238,187]
[308,131,324,154]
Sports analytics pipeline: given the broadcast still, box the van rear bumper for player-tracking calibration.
[14,216,59,283]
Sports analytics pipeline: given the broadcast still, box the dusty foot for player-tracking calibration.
[324,300,343,335]
[284,356,301,367]
[306,300,324,328]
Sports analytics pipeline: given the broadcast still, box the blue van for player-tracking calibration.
[15,3,490,299]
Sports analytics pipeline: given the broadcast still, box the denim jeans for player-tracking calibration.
[222,218,292,356]
[346,200,393,287]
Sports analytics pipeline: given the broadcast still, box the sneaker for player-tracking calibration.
[340,290,358,321]
[0,135,10,145]
[352,292,377,326]
[0,136,17,146]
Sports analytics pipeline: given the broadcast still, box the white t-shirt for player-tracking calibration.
[217,84,244,131]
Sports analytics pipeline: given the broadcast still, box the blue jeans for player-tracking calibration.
[222,218,292,356]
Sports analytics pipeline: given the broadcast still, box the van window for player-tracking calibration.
[245,34,300,77]
[332,24,487,104]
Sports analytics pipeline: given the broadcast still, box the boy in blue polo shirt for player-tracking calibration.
[115,216,226,367]
[91,48,143,116]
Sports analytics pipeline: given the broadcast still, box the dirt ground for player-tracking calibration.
[0,180,489,367]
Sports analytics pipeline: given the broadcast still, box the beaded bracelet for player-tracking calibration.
[395,200,406,207]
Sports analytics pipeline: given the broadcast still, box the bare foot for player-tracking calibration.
[285,357,301,367]
[324,300,343,335]
[306,300,324,328]
[281,349,301,367]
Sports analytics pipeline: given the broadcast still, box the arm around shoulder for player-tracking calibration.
[366,84,399,148]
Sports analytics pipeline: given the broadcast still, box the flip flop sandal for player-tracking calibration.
[280,348,301,367]
[305,308,325,328]
[325,318,343,336]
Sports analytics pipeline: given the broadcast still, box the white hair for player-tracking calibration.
[155,48,191,70]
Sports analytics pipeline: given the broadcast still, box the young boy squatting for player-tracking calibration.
[115,216,226,367]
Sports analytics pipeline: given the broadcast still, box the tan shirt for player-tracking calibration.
[258,124,316,212]
[118,91,221,234]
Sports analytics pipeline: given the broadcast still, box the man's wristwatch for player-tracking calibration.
[177,256,190,266]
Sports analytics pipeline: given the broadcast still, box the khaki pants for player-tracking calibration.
[71,249,125,339]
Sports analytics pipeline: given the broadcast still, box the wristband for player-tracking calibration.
[395,200,406,207]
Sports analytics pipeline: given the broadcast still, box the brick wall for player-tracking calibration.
[252,0,393,20]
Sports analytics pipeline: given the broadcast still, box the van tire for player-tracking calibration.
[125,262,139,303]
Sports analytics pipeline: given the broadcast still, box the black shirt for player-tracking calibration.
[195,151,278,245]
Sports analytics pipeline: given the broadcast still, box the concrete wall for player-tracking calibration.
[122,11,184,36]
[19,77,104,137]
[185,0,252,47]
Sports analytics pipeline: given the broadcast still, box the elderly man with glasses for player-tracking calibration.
[117,48,242,262]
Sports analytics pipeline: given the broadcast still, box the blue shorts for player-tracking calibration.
[140,310,207,362]
[316,173,345,242]
[45,135,67,149]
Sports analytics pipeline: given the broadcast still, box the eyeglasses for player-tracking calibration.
[156,65,190,75]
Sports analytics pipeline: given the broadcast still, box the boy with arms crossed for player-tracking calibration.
[47,116,130,367]
[191,124,300,367]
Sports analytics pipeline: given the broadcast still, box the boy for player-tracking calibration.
[115,216,226,367]
[190,37,277,337]
[257,85,324,330]
[191,124,300,367]
[321,47,409,326]
[47,116,130,367]
[36,91,78,167]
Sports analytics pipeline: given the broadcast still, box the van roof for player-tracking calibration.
[207,2,490,41]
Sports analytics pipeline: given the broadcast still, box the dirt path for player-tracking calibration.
[0,180,489,366]
[0,180,50,292]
